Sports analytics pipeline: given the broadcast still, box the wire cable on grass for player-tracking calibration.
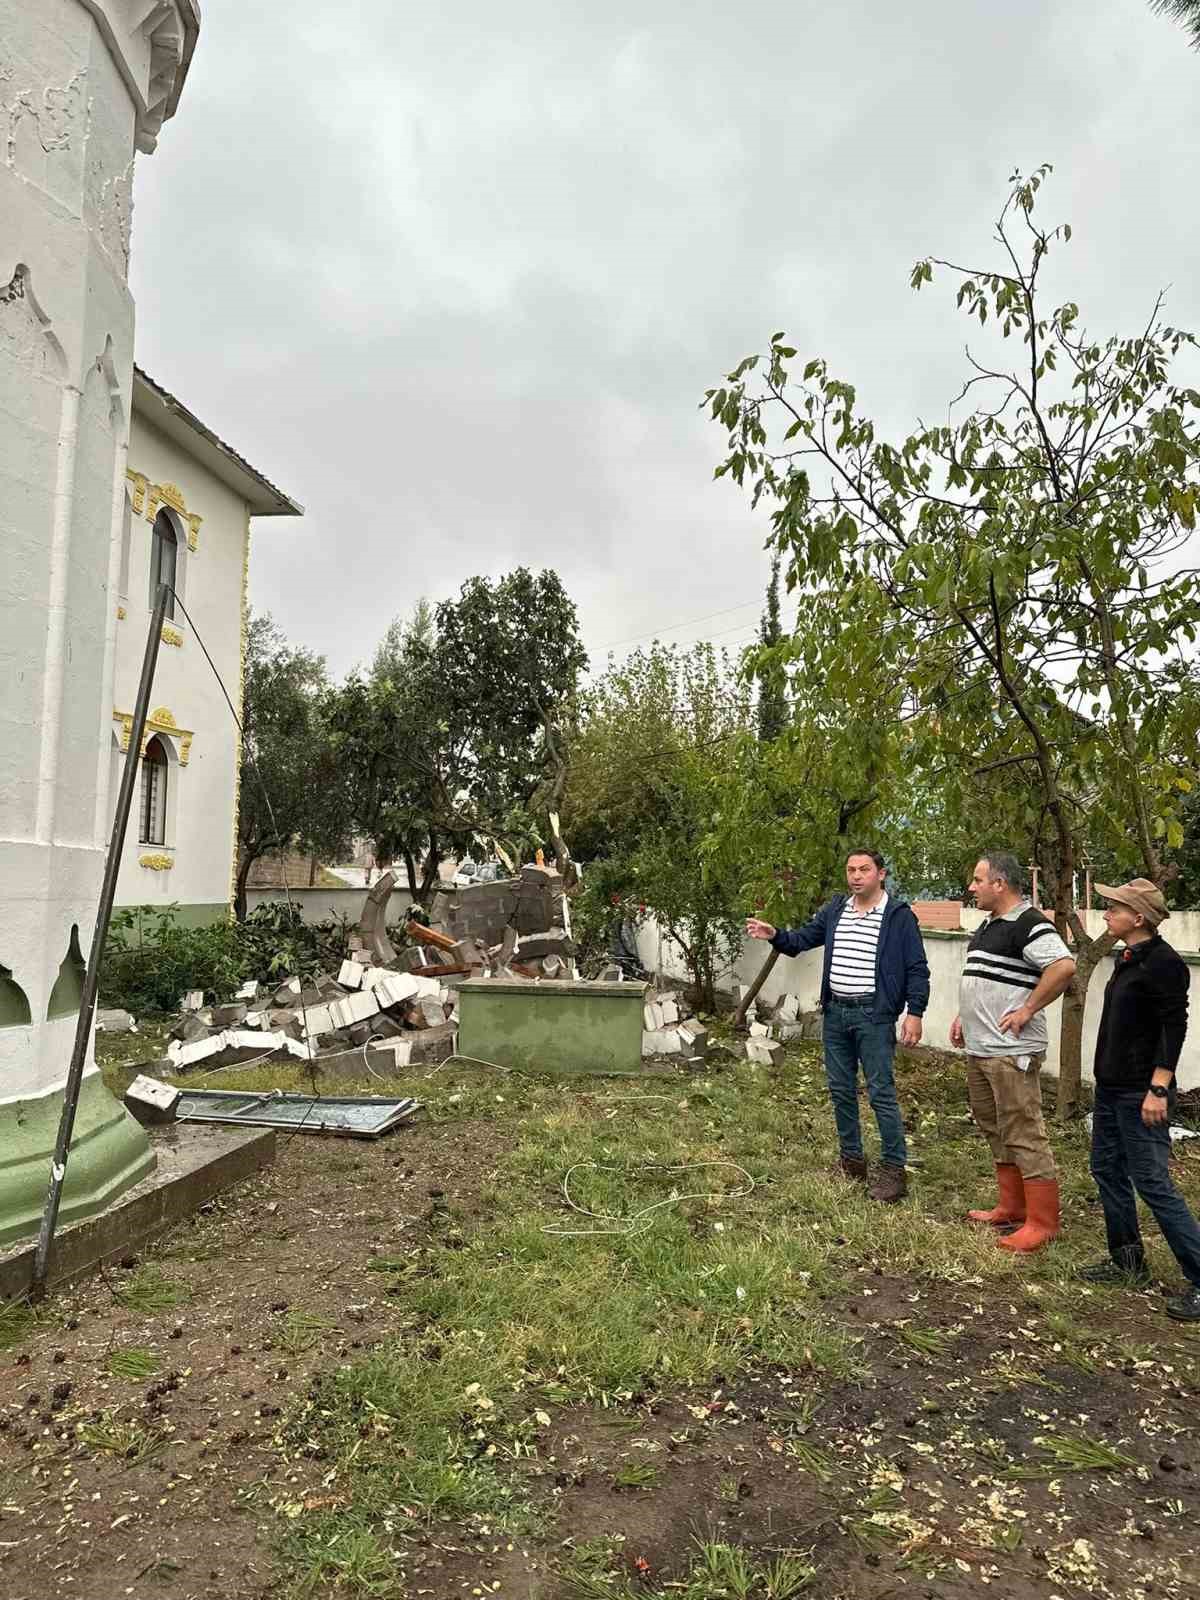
[544,1158,755,1238]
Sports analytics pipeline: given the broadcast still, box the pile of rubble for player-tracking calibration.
[149,861,579,1077]
[640,986,820,1068]
[640,989,708,1064]
[739,989,822,1065]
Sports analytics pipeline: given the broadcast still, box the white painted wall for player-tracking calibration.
[636,919,1200,1092]
[0,0,196,1104]
[110,412,248,915]
[245,886,371,924]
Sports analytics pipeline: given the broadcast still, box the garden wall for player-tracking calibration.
[636,919,1200,1091]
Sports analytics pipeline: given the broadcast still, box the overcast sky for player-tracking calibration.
[130,0,1200,680]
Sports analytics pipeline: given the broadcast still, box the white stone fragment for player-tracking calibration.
[374,972,420,1009]
[338,959,364,989]
[299,1002,335,1038]
[180,990,205,1012]
[642,1028,683,1057]
[172,1034,224,1068]
[329,990,380,1030]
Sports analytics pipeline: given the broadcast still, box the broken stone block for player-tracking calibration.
[749,1020,770,1039]
[598,963,623,982]
[328,990,381,1031]
[365,1012,408,1040]
[273,977,302,1006]
[541,954,566,979]
[338,959,364,990]
[315,974,349,1000]
[211,1002,247,1028]
[410,996,447,1029]
[346,1020,377,1047]
[659,1000,680,1027]
[169,1012,210,1044]
[299,1002,335,1038]
[236,980,261,1002]
[406,1021,457,1065]
[180,989,205,1012]
[375,971,420,1010]
[677,1023,708,1059]
[514,928,572,962]
[745,1038,782,1066]
[356,870,398,965]
[644,1001,663,1031]
[170,1034,225,1071]
[360,966,391,991]
[222,1028,284,1055]
[96,1008,136,1034]
[124,1075,180,1126]
[773,993,801,1023]
[244,1011,267,1029]
[642,1028,683,1057]
[512,864,562,935]
[268,1008,303,1039]
[411,975,442,1000]
[774,1022,805,1044]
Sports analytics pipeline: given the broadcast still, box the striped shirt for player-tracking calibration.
[959,902,1072,1056]
[829,892,888,996]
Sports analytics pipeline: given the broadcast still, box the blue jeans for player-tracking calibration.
[1090,1086,1200,1286]
[822,999,907,1168]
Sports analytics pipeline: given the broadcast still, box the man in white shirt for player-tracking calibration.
[748,848,930,1202]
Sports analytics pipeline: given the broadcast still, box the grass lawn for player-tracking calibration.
[1,1034,1197,1599]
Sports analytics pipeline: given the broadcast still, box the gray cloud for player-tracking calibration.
[130,0,1200,677]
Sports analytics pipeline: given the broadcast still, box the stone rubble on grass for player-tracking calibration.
[96,1008,137,1034]
[154,866,595,1077]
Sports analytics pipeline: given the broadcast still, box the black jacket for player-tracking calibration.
[769,894,930,1024]
[1092,934,1190,1092]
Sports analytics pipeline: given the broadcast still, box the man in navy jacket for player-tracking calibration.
[747,848,930,1202]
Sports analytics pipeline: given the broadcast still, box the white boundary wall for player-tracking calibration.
[636,919,1200,1092]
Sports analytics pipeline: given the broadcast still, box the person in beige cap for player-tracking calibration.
[1080,878,1199,1321]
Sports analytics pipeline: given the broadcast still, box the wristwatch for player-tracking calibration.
[1147,1083,1169,1100]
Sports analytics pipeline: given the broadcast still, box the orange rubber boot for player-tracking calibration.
[968,1163,1025,1228]
[997,1179,1059,1253]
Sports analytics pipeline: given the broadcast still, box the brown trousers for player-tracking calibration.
[966,1054,1057,1182]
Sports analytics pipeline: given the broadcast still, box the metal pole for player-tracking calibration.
[30,586,169,1298]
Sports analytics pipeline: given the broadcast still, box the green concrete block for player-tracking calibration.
[457,978,648,1076]
[0,1072,155,1248]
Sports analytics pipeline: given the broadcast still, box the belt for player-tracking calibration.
[831,993,876,1008]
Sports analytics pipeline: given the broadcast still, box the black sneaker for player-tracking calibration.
[1077,1257,1151,1286]
[1165,1286,1200,1322]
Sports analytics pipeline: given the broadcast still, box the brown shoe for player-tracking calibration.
[868,1164,907,1204]
[833,1154,868,1183]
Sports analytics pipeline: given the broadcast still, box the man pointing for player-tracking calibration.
[747,847,929,1202]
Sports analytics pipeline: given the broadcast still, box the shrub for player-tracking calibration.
[100,902,350,1017]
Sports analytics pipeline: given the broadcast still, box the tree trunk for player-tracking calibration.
[403,848,419,897]
[1055,939,1106,1120]
[734,946,780,1029]
[234,851,256,923]
[419,831,441,902]
[308,854,318,888]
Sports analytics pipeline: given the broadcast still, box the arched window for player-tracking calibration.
[139,736,168,845]
[150,509,177,618]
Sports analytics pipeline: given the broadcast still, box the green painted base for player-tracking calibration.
[0,1073,155,1249]
[458,978,648,1076]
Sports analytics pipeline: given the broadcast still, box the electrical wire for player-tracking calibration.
[543,1158,756,1238]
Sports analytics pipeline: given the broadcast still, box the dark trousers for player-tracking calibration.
[1090,1085,1200,1286]
[822,998,907,1167]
